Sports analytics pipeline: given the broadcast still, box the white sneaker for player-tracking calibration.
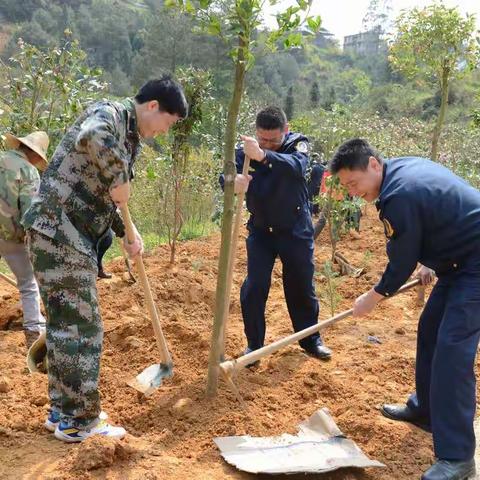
[54,417,124,443]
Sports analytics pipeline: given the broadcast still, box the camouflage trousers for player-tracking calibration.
[28,230,102,428]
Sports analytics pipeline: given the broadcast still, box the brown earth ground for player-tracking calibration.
[0,205,479,480]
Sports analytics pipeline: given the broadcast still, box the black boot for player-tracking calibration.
[381,404,431,432]
[421,459,475,480]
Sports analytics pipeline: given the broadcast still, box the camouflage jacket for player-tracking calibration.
[0,149,40,243]
[22,98,141,257]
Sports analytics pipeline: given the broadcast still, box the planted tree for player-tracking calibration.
[319,260,341,317]
[309,80,320,109]
[319,174,362,260]
[389,3,479,160]
[0,32,107,151]
[169,0,321,396]
[166,67,212,264]
[285,85,295,119]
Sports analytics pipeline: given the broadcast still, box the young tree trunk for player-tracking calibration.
[169,143,187,264]
[430,66,450,161]
[206,39,247,397]
[170,175,182,264]
[325,187,336,262]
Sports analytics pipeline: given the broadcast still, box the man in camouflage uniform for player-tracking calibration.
[0,131,49,348]
[23,76,188,442]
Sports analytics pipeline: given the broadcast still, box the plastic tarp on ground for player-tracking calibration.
[214,408,385,475]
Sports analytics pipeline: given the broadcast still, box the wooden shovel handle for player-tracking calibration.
[220,155,251,355]
[0,271,17,287]
[222,278,421,372]
[120,205,172,365]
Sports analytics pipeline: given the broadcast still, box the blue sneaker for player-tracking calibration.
[45,410,107,433]
[44,410,61,432]
[54,416,125,443]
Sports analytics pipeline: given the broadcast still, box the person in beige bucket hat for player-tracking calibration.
[5,131,49,171]
[0,130,49,349]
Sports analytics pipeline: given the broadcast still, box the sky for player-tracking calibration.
[264,0,480,43]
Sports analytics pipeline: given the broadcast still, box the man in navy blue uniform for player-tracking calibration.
[231,106,331,362]
[331,138,480,480]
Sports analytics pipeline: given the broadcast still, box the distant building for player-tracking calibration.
[313,28,337,49]
[298,27,337,49]
[343,27,385,56]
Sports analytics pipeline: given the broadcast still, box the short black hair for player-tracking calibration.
[135,75,188,118]
[330,138,382,174]
[256,106,287,130]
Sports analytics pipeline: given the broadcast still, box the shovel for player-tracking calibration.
[26,330,47,373]
[0,271,17,287]
[120,205,173,396]
[220,279,421,402]
[118,239,136,283]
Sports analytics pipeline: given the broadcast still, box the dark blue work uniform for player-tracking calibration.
[307,162,325,215]
[375,157,480,461]
[233,132,322,351]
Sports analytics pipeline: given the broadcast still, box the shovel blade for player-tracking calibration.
[126,363,173,397]
[26,331,48,373]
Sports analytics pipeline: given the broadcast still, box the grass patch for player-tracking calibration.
[0,257,9,274]
[103,220,218,262]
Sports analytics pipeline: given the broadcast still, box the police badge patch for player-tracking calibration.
[382,218,395,238]
[295,141,309,153]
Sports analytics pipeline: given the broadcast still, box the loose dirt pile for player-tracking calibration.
[0,206,475,479]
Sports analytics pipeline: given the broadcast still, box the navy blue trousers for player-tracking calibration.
[240,227,321,350]
[406,252,480,461]
[96,228,113,269]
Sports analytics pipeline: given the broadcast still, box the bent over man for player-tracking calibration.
[331,138,480,480]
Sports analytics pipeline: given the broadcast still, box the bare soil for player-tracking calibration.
[0,206,477,479]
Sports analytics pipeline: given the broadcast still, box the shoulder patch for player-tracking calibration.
[295,141,309,153]
[382,218,395,238]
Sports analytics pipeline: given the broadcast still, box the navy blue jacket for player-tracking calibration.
[221,132,312,237]
[375,157,480,296]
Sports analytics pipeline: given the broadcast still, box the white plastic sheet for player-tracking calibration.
[214,408,385,475]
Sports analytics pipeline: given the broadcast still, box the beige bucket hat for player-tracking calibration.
[5,131,49,171]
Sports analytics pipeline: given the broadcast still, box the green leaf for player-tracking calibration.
[307,16,321,32]
[146,165,157,180]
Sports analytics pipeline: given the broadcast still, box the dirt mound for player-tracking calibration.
[0,205,475,479]
[0,300,21,330]
[67,435,140,471]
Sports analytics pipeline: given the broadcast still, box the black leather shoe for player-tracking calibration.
[381,404,431,432]
[242,347,260,368]
[98,268,112,279]
[303,344,332,361]
[421,459,475,480]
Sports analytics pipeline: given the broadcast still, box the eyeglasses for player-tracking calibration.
[256,134,285,146]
